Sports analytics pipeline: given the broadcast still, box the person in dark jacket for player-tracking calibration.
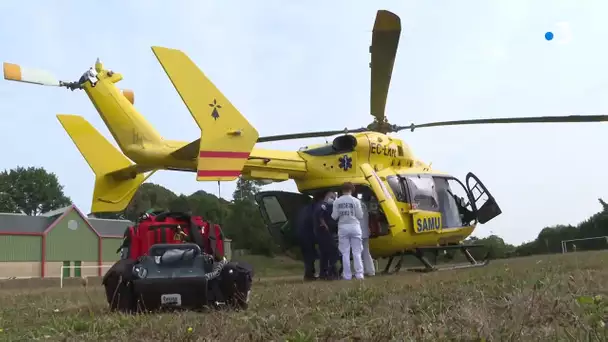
[312,190,340,280]
[295,201,318,280]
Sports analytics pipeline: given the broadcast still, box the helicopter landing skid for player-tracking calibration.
[381,244,491,274]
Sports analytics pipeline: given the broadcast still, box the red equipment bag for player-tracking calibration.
[118,211,226,260]
[202,222,225,259]
[368,213,381,237]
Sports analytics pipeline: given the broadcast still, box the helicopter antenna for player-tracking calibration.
[217,180,223,226]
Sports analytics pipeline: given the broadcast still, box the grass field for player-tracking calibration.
[0,251,607,341]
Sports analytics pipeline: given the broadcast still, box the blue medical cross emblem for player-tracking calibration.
[338,155,353,171]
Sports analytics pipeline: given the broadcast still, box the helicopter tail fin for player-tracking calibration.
[56,114,155,213]
[151,46,259,181]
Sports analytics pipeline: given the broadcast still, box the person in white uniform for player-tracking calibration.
[331,182,365,280]
[359,193,376,276]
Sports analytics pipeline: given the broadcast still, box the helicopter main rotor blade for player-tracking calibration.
[395,114,608,132]
[370,10,401,125]
[257,127,368,143]
[3,62,62,86]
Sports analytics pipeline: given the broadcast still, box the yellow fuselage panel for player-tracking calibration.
[83,71,163,151]
[126,143,307,178]
[296,150,359,177]
[363,132,415,170]
[294,133,416,191]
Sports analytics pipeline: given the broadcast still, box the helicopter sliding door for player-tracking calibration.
[254,191,312,249]
[465,172,502,224]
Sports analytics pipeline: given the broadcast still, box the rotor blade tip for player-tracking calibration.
[150,46,170,55]
[374,10,401,31]
[3,62,22,81]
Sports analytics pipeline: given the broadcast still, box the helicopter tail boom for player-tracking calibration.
[56,114,155,213]
[151,46,259,182]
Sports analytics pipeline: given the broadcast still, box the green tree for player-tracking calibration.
[187,190,229,223]
[599,198,608,212]
[511,198,608,256]
[92,183,178,220]
[225,176,278,255]
[224,199,277,256]
[169,194,191,213]
[0,166,71,215]
[232,177,265,202]
[479,235,516,259]
[514,240,536,257]
[124,183,178,220]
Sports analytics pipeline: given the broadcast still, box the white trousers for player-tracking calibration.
[338,224,364,280]
[362,238,375,276]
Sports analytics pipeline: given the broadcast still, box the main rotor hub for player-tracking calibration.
[367,118,397,134]
[80,63,99,86]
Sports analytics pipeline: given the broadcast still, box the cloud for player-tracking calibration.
[553,21,574,45]
[482,44,508,63]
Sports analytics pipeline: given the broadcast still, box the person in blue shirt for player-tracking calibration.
[295,200,318,281]
[312,190,339,280]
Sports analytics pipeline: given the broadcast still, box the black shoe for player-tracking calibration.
[320,273,338,281]
[304,275,318,281]
[319,273,331,281]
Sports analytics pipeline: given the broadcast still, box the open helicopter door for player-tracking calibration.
[360,164,404,235]
[254,191,312,248]
[465,172,502,224]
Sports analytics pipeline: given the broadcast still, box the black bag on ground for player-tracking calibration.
[131,244,211,312]
[213,261,254,309]
[102,258,138,313]
[102,251,254,313]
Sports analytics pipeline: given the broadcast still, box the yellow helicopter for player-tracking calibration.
[4,10,608,273]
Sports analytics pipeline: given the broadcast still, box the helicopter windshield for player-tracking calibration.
[401,175,468,228]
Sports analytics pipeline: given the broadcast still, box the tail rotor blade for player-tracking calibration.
[3,62,61,86]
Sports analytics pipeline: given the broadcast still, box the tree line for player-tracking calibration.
[1,166,607,259]
[0,166,276,255]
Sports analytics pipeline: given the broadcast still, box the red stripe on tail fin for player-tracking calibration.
[199,151,250,158]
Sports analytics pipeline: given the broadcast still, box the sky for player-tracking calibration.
[0,0,607,246]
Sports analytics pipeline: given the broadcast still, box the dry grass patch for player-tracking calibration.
[0,252,606,341]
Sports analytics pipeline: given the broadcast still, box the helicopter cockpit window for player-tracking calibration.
[433,177,466,228]
[403,175,439,212]
[386,175,408,203]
